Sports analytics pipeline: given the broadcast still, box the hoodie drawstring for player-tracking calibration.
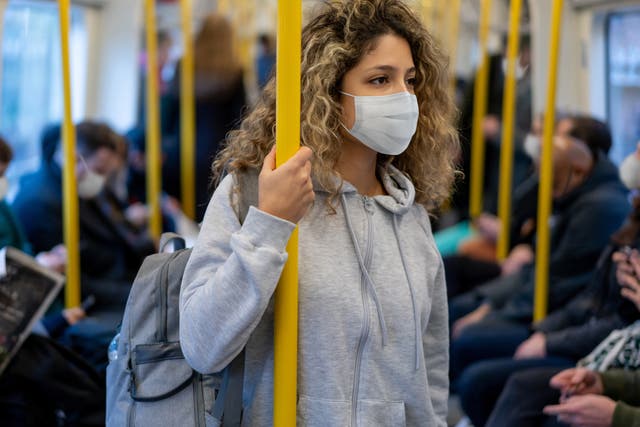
[393,215,422,371]
[341,194,389,347]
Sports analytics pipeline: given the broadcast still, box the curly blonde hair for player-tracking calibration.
[213,0,459,209]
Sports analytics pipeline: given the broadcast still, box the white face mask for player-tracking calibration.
[502,58,528,80]
[78,156,107,199]
[620,152,640,190]
[524,134,541,160]
[340,91,419,156]
[0,177,9,200]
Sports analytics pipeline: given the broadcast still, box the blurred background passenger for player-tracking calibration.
[256,33,276,89]
[12,122,155,311]
[161,13,247,221]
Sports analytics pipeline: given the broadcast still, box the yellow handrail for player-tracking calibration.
[535,0,564,322]
[218,0,230,15]
[496,0,523,261]
[421,0,433,29]
[448,0,462,94]
[469,0,493,219]
[274,0,301,425]
[144,0,162,240]
[180,0,196,219]
[58,0,81,308]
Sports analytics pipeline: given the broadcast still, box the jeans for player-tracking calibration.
[485,366,569,427]
[460,359,574,427]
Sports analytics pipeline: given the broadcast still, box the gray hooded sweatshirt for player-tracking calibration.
[180,166,449,426]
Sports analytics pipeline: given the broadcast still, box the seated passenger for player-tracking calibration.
[449,135,629,385]
[0,136,66,272]
[455,195,640,426]
[12,122,154,311]
[445,115,613,298]
[487,247,640,427]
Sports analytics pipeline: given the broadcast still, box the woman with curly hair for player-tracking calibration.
[180,0,459,425]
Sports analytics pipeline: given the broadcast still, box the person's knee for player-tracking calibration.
[448,292,482,323]
[457,361,499,399]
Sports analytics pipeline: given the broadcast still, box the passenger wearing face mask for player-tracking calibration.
[445,115,615,298]
[179,1,457,425]
[449,135,629,391]
[13,121,152,311]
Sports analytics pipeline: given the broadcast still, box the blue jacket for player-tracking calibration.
[12,161,154,309]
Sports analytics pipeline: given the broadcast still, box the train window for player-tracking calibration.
[607,11,640,164]
[1,2,87,199]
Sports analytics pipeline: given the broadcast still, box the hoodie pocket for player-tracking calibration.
[297,395,406,427]
[358,399,406,427]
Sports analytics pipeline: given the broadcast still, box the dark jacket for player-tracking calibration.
[535,244,640,359]
[478,155,629,323]
[602,369,640,427]
[12,162,154,307]
[161,70,246,221]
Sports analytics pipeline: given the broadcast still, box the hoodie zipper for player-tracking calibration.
[351,196,375,427]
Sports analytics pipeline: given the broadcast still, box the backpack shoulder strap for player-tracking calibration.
[216,169,258,426]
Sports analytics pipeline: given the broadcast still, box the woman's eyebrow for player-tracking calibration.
[365,65,416,74]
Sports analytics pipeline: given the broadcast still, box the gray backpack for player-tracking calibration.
[106,172,257,427]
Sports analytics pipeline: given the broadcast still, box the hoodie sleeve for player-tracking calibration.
[423,259,449,426]
[179,175,295,374]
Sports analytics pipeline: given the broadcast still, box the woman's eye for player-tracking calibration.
[407,77,417,87]
[370,76,388,85]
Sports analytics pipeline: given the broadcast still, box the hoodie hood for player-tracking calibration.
[315,164,416,215]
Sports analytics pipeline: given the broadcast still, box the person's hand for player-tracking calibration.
[259,146,314,224]
[475,214,500,242]
[62,307,87,325]
[543,395,615,427]
[35,244,67,274]
[501,244,534,276]
[613,248,639,284]
[514,332,546,359]
[125,203,150,228]
[617,250,640,311]
[452,303,491,339]
[549,367,604,399]
[483,115,501,140]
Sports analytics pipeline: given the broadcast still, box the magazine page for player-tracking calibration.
[0,247,64,375]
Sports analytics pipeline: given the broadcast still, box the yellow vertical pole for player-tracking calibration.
[144,0,162,239]
[448,0,462,93]
[218,0,230,15]
[535,0,564,322]
[274,0,301,425]
[58,0,81,308]
[469,0,493,219]
[237,0,255,98]
[180,0,196,219]
[496,0,523,261]
[421,0,433,29]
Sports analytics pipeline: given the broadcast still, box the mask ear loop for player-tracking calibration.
[559,169,573,198]
[78,154,91,176]
[339,91,356,132]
